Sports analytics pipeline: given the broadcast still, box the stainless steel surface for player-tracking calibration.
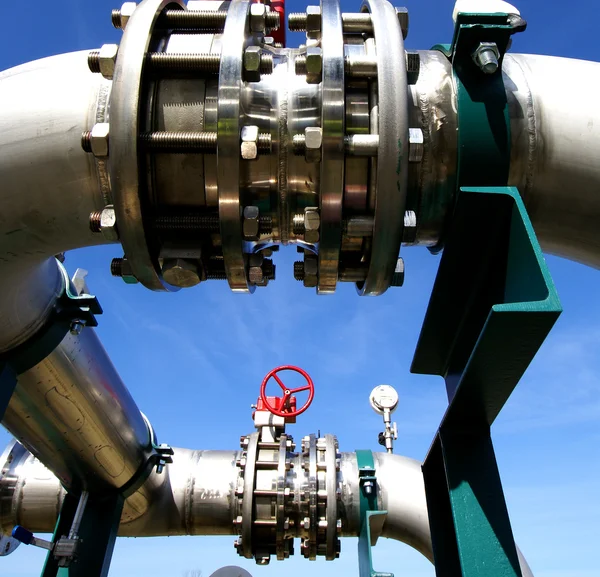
[0,52,108,264]
[0,442,534,576]
[317,0,345,294]
[217,0,253,292]
[109,0,185,292]
[2,324,153,494]
[505,54,600,269]
[357,0,408,295]
[0,260,63,353]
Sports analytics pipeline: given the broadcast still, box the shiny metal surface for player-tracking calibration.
[357,0,408,295]
[0,52,108,264]
[0,260,63,353]
[218,0,253,292]
[109,0,185,292]
[317,0,345,294]
[2,326,152,494]
[0,443,534,576]
[505,54,600,268]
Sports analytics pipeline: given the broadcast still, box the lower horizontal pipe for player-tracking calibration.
[0,442,533,576]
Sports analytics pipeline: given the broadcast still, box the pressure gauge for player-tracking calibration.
[369,385,399,415]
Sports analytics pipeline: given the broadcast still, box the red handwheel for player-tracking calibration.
[260,365,314,418]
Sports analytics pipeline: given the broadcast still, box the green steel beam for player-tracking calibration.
[42,492,124,577]
[413,187,561,576]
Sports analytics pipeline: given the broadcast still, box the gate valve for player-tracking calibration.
[258,365,314,423]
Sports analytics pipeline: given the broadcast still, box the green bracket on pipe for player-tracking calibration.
[355,450,393,577]
[41,492,124,577]
[412,186,561,577]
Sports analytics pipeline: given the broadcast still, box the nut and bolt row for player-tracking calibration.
[111,3,280,31]
[82,125,272,160]
[288,7,408,40]
[292,208,320,243]
[88,46,273,81]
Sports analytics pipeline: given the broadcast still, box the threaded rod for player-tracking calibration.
[110,258,124,277]
[146,52,221,74]
[81,131,93,152]
[140,131,271,154]
[111,9,121,28]
[89,211,102,233]
[293,261,305,281]
[88,51,101,73]
[153,214,273,234]
[152,9,280,31]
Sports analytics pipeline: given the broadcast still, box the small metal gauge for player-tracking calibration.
[369,385,399,415]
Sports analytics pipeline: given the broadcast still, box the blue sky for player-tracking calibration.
[1,0,599,575]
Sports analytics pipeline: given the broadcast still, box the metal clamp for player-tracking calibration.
[0,260,102,375]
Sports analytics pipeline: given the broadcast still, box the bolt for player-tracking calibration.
[303,254,318,288]
[305,47,323,84]
[406,51,420,85]
[243,206,261,239]
[304,208,320,244]
[240,125,260,160]
[161,258,201,287]
[89,205,119,241]
[139,130,271,154]
[243,46,273,82]
[153,213,272,235]
[472,42,500,74]
[294,261,305,281]
[250,3,267,33]
[344,134,379,157]
[110,257,139,284]
[396,7,409,40]
[403,210,417,243]
[69,320,86,336]
[305,126,322,163]
[112,2,136,29]
[82,123,110,158]
[390,257,405,287]
[409,128,424,163]
[154,10,279,31]
[145,52,221,74]
[90,44,118,79]
[305,6,322,38]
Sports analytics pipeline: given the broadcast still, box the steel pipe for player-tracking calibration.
[0,443,533,576]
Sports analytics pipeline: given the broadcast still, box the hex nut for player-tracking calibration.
[305,46,322,84]
[304,207,320,244]
[390,257,405,287]
[99,43,119,79]
[303,254,318,288]
[99,205,119,241]
[90,123,110,157]
[161,258,201,288]
[304,126,322,163]
[250,3,267,33]
[306,6,322,38]
[249,266,264,284]
[241,125,260,160]
[395,7,409,40]
[408,128,424,163]
[243,206,260,239]
[243,46,263,83]
[119,2,137,29]
[472,42,500,74]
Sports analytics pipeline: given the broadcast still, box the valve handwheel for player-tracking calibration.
[260,365,315,418]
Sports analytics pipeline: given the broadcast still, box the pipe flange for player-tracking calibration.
[109,0,186,291]
[356,0,408,295]
[237,431,259,559]
[275,434,293,560]
[316,0,345,294]
[217,0,255,293]
[300,433,319,559]
[324,434,340,559]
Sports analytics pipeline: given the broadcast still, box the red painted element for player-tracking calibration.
[260,365,314,418]
[269,0,286,47]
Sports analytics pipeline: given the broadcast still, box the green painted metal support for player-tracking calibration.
[355,450,393,577]
[412,187,562,576]
[0,363,17,421]
[42,492,124,577]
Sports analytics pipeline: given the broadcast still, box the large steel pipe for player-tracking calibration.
[0,51,110,265]
[0,443,533,576]
[1,294,157,505]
